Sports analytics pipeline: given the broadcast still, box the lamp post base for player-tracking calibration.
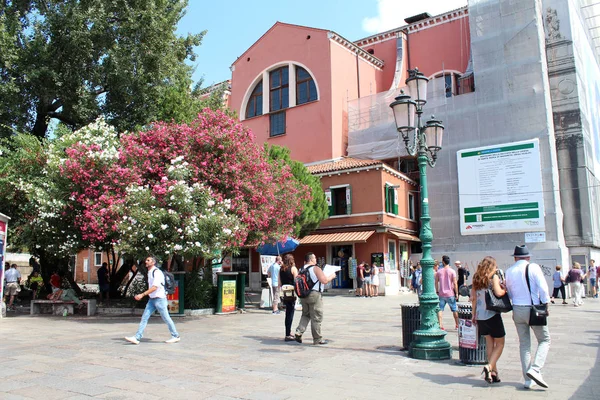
[409,330,452,360]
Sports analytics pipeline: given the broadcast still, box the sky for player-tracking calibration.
[177,0,468,88]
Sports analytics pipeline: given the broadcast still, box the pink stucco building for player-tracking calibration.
[228,8,473,292]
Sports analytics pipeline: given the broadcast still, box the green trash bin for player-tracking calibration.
[216,272,238,314]
[236,271,246,310]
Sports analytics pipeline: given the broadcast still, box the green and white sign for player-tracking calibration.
[457,139,545,235]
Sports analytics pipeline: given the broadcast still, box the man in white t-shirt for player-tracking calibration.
[505,245,550,390]
[4,264,21,311]
[125,256,180,345]
[294,252,336,345]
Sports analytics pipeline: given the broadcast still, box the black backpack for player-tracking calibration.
[152,268,176,295]
[294,266,317,298]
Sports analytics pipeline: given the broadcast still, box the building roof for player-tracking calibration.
[306,157,383,174]
[299,230,375,245]
[306,157,417,186]
[231,22,384,70]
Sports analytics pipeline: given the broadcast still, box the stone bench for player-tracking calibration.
[30,299,97,316]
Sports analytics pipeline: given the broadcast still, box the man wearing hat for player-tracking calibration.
[505,245,551,390]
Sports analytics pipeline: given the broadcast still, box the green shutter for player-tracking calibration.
[346,186,352,215]
[326,189,333,216]
[393,187,398,215]
[384,184,389,213]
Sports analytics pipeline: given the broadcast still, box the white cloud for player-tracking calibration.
[362,0,468,34]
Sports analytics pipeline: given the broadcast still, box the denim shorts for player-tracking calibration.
[439,296,457,312]
[590,278,596,287]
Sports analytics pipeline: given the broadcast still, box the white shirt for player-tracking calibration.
[306,264,323,293]
[148,267,166,299]
[589,265,597,279]
[505,260,550,305]
[5,268,21,283]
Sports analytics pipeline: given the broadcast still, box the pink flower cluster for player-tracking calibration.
[59,109,308,247]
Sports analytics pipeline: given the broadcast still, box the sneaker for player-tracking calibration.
[284,336,295,342]
[526,369,549,389]
[272,310,281,315]
[124,336,140,345]
[524,380,537,390]
[314,339,329,345]
[550,300,554,304]
[294,333,303,343]
[562,301,568,304]
[165,336,180,344]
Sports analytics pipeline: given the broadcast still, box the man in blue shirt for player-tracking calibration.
[268,256,282,314]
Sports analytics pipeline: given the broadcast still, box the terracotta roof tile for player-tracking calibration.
[306,158,383,174]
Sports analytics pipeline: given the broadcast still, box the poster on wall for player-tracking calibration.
[260,255,276,275]
[457,139,545,235]
[167,280,180,314]
[371,253,384,267]
[458,318,477,349]
[0,219,6,314]
[221,280,236,313]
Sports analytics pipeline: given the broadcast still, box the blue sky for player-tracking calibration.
[177,0,467,87]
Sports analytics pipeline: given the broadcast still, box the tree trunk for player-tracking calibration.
[32,102,48,139]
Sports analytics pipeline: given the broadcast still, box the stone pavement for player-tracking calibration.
[0,292,598,400]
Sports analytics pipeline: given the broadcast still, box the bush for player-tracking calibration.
[184,272,217,309]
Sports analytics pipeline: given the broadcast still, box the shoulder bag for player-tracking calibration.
[525,264,548,326]
[485,271,513,313]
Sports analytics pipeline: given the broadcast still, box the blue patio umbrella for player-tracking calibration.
[257,237,300,256]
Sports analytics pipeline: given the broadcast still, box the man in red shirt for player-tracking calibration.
[50,271,62,292]
[435,255,459,330]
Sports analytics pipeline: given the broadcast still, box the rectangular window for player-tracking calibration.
[270,111,286,136]
[385,186,394,213]
[94,252,102,266]
[330,186,351,216]
[408,193,415,220]
[270,67,289,112]
[445,74,453,98]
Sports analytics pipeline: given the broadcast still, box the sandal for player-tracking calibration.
[491,370,501,383]
[482,365,492,383]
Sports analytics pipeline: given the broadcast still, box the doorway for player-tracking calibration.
[330,245,353,288]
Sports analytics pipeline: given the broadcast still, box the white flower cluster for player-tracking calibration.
[47,117,120,168]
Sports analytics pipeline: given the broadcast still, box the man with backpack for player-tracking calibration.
[125,256,180,345]
[294,252,337,345]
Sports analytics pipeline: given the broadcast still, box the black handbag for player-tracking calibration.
[525,264,549,326]
[485,273,513,313]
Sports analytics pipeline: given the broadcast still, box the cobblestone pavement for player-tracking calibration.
[0,292,598,399]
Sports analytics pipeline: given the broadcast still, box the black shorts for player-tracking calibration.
[477,313,505,338]
[356,279,364,289]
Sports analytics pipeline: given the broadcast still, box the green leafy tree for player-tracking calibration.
[265,144,328,238]
[0,0,205,138]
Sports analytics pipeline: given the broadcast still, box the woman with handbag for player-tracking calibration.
[279,254,299,342]
[471,256,507,384]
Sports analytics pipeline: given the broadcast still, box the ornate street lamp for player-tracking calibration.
[390,68,451,360]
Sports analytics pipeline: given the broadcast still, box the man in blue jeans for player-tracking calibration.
[125,256,180,345]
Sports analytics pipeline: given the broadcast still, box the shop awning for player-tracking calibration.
[299,230,375,245]
[390,231,421,242]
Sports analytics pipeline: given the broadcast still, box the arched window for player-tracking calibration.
[245,80,263,119]
[296,66,317,105]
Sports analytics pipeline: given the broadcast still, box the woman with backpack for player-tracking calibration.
[279,254,298,342]
[568,262,585,307]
